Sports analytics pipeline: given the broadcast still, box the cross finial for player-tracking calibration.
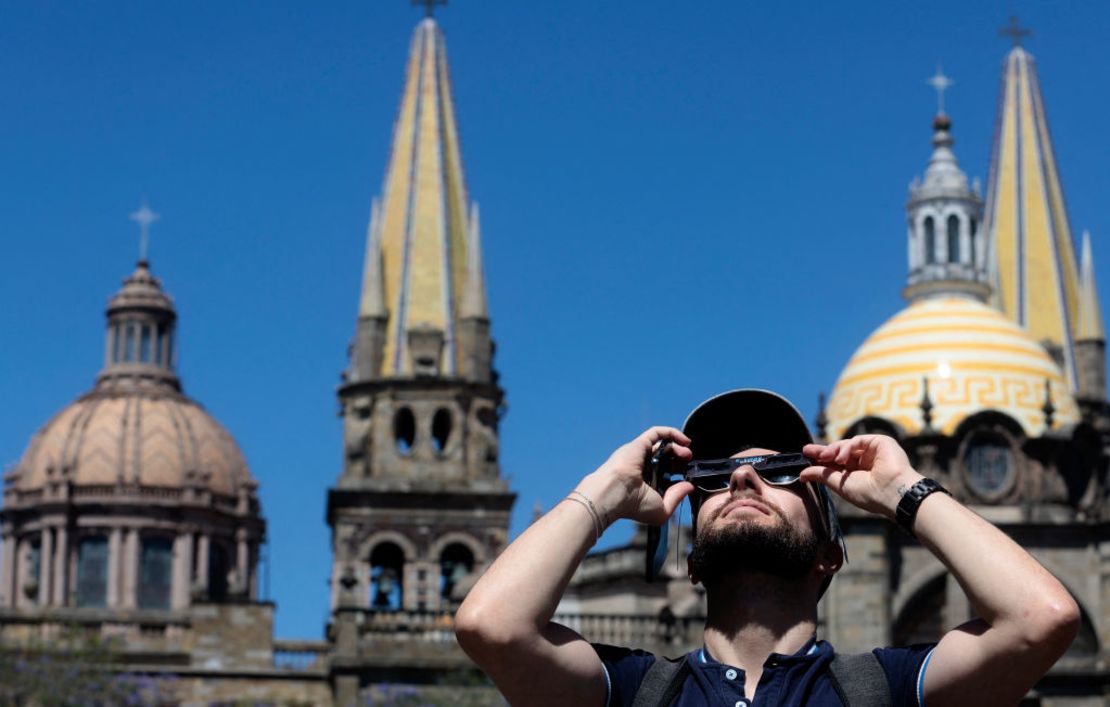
[129,202,160,263]
[412,0,447,18]
[926,65,954,115]
[999,16,1031,47]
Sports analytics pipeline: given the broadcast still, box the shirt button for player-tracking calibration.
[735,701,748,707]
[725,668,738,680]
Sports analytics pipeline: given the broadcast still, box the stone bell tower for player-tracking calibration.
[325,14,515,631]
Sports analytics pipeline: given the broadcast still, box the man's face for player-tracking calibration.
[688,447,825,587]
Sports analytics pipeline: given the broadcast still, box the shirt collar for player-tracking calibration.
[698,635,822,666]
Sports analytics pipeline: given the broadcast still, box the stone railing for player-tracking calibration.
[348,609,704,657]
[273,639,330,672]
[553,612,703,650]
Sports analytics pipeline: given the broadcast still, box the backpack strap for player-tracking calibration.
[827,652,893,707]
[630,655,690,707]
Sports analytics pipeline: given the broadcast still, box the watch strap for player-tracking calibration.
[895,478,950,536]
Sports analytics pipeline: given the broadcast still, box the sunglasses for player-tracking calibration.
[685,452,813,493]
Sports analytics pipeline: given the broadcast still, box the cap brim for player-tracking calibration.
[682,388,813,460]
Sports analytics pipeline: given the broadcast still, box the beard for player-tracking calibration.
[689,510,820,588]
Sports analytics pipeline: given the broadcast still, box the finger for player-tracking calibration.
[803,443,828,458]
[661,481,694,517]
[799,465,845,491]
[640,426,691,447]
[835,442,861,466]
[669,444,694,462]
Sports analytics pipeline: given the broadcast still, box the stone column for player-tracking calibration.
[107,528,122,607]
[15,536,28,609]
[236,528,248,597]
[172,533,193,609]
[122,529,138,609]
[249,545,258,599]
[1,533,15,607]
[944,572,970,629]
[38,527,53,606]
[194,533,209,598]
[52,527,67,606]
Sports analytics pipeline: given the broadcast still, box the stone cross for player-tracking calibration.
[927,66,953,115]
[129,202,160,263]
[999,16,1031,47]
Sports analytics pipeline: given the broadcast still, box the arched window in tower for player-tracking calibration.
[439,543,475,604]
[208,542,231,602]
[138,536,173,609]
[369,542,405,611]
[431,408,452,454]
[393,407,416,455]
[111,325,122,364]
[947,215,960,263]
[124,322,137,362]
[24,539,42,602]
[924,217,936,264]
[75,535,109,608]
[969,218,978,266]
[156,321,169,366]
[140,324,153,363]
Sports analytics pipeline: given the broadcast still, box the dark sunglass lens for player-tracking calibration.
[760,471,801,485]
[694,475,730,493]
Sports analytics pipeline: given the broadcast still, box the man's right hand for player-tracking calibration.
[580,426,694,528]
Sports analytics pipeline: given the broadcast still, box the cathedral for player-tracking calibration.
[2,10,1108,707]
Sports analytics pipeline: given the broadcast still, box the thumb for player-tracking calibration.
[799,465,843,490]
[661,481,694,518]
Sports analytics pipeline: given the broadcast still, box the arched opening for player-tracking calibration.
[124,323,137,362]
[369,542,405,612]
[893,574,946,646]
[208,542,231,602]
[924,217,936,264]
[75,535,109,608]
[111,325,122,364]
[969,219,978,265]
[138,537,174,609]
[947,214,960,263]
[393,408,416,455]
[439,543,475,604]
[23,539,42,602]
[140,324,153,363]
[431,409,452,454]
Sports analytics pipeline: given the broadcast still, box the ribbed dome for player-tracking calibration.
[827,297,1079,440]
[13,388,253,497]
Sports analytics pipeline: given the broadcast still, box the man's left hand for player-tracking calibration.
[800,435,924,520]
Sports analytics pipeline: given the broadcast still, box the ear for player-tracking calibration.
[815,540,843,577]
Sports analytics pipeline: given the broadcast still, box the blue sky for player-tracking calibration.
[2,1,1108,638]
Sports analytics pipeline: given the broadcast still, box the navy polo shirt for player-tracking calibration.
[595,637,935,707]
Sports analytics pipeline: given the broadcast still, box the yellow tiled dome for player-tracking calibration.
[826,297,1078,440]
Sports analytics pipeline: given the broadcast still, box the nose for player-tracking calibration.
[729,463,764,493]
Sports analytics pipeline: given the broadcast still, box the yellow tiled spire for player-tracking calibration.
[983,45,1082,388]
[1077,230,1104,341]
[359,17,479,377]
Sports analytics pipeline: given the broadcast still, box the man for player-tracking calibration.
[456,389,1078,705]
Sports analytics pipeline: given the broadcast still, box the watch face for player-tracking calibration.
[963,434,1014,498]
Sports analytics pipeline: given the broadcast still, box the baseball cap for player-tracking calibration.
[683,388,813,459]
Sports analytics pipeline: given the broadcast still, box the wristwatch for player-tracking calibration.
[895,478,951,537]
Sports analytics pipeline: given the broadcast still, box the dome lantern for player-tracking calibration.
[904,72,989,304]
